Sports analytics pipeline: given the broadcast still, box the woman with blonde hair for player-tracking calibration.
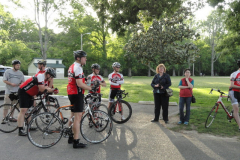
[150,64,172,123]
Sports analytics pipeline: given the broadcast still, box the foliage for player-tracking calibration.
[124,6,200,71]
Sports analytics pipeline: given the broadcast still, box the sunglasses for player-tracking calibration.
[116,67,120,68]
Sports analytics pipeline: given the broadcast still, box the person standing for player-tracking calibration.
[17,68,56,136]
[150,63,171,123]
[228,59,240,131]
[67,50,92,148]
[108,62,124,119]
[1,60,24,124]
[178,69,194,125]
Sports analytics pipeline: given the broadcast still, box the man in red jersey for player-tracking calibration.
[17,68,56,136]
[229,59,240,131]
[108,62,124,118]
[67,50,93,149]
[87,63,106,102]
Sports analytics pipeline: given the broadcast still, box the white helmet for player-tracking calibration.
[112,62,121,68]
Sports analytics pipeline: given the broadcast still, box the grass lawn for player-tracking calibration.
[54,76,240,137]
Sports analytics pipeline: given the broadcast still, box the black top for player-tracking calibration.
[151,73,171,93]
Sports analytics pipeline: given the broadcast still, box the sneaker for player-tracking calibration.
[18,130,27,136]
[184,122,189,125]
[121,115,125,121]
[9,117,17,122]
[68,136,73,144]
[1,118,6,124]
[73,139,87,149]
[178,121,182,124]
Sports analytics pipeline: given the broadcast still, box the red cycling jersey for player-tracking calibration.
[35,68,53,88]
[67,62,85,95]
[20,74,45,96]
[108,72,124,89]
[88,73,104,93]
[230,70,240,92]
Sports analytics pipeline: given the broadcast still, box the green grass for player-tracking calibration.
[54,76,240,137]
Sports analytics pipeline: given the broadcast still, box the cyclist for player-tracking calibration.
[108,62,124,119]
[17,68,56,136]
[87,63,106,102]
[1,60,24,124]
[67,50,93,149]
[229,59,240,131]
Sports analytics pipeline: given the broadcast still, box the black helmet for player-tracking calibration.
[112,62,121,68]
[12,60,21,65]
[73,50,87,60]
[46,68,56,78]
[38,59,47,65]
[91,63,100,70]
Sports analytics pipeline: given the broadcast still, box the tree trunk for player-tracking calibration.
[43,2,48,59]
[211,34,215,77]
[172,68,176,76]
[128,68,132,77]
[148,62,151,77]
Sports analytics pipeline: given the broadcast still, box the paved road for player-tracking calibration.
[0,97,240,160]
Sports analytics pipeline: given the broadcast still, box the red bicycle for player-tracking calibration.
[205,88,235,128]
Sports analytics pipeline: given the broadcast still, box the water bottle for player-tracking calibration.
[87,77,91,86]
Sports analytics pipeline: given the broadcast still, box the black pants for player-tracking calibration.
[153,93,169,121]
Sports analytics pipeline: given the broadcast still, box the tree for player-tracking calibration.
[200,10,226,76]
[124,6,200,73]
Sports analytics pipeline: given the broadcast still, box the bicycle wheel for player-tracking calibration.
[0,104,19,133]
[108,100,132,124]
[35,104,59,131]
[205,104,219,128]
[27,112,63,148]
[80,110,113,144]
[91,103,108,113]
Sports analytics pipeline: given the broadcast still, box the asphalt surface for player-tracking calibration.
[0,96,240,160]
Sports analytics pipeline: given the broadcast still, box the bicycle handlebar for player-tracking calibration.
[209,88,227,96]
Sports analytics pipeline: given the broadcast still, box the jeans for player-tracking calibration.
[153,93,169,121]
[179,97,192,122]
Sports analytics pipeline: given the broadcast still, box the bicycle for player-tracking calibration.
[88,92,108,113]
[108,90,132,124]
[0,91,59,133]
[205,88,237,128]
[27,92,113,148]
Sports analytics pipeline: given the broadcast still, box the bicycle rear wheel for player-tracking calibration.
[0,104,19,133]
[80,110,112,144]
[27,112,63,148]
[109,100,132,124]
[205,104,219,128]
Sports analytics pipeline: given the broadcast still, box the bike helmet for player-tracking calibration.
[38,59,47,65]
[112,62,121,68]
[12,60,21,65]
[73,50,87,60]
[91,63,100,70]
[45,68,56,78]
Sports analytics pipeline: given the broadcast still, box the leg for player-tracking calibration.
[161,94,169,123]
[73,112,83,140]
[232,104,240,129]
[17,108,28,136]
[184,97,192,123]
[152,93,161,121]
[179,97,185,123]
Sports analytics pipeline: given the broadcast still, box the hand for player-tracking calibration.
[185,78,189,81]
[161,86,164,89]
[155,84,159,87]
[53,88,59,94]
[11,83,18,87]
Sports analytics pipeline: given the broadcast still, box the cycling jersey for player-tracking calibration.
[88,73,104,93]
[230,70,240,92]
[67,62,85,95]
[108,72,124,89]
[35,68,47,76]
[19,74,45,96]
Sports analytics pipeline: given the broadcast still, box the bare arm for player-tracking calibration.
[186,78,193,88]
[76,79,92,90]
[101,81,106,87]
[230,81,240,89]
[3,80,19,87]
[38,85,54,93]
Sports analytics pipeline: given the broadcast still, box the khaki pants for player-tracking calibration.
[3,94,19,109]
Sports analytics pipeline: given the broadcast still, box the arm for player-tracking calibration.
[230,81,240,89]
[38,85,54,93]
[151,75,159,88]
[76,79,92,90]
[162,74,171,89]
[186,78,193,88]
[3,80,19,87]
[100,80,106,87]
[48,79,54,88]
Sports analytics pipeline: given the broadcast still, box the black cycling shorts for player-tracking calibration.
[18,88,34,109]
[109,89,120,102]
[68,93,84,112]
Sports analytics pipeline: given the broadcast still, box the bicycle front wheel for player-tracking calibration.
[205,104,219,128]
[91,103,108,113]
[27,112,63,148]
[80,110,113,144]
[109,100,132,124]
[0,104,19,133]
